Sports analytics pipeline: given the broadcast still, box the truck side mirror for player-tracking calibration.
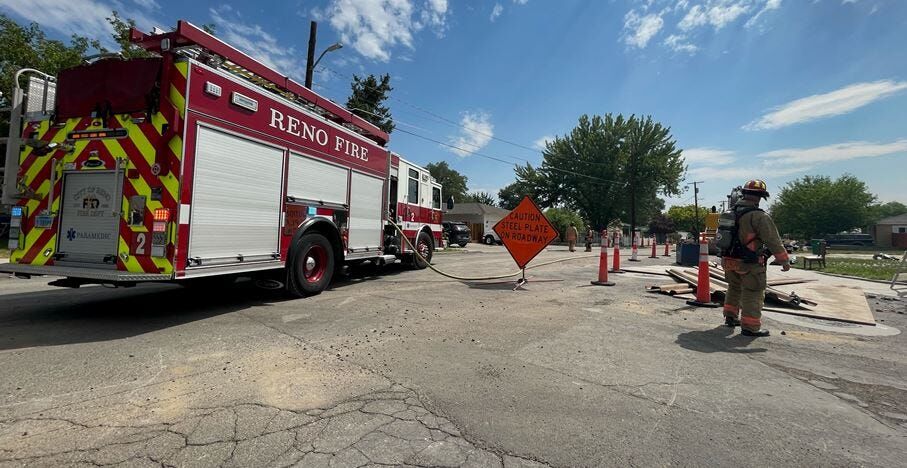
[446,196,454,210]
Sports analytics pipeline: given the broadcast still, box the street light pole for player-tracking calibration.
[305,21,317,89]
[304,21,343,89]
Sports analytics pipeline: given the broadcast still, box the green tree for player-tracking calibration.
[544,208,585,241]
[0,14,101,154]
[511,114,683,231]
[868,201,907,225]
[105,11,154,58]
[770,174,876,239]
[666,204,699,234]
[426,161,468,203]
[498,164,552,210]
[647,212,675,242]
[346,73,394,134]
[468,191,496,205]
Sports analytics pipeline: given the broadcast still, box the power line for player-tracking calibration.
[317,65,546,155]
[316,66,687,191]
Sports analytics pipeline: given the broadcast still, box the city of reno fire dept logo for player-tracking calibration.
[82,194,100,209]
[73,185,112,217]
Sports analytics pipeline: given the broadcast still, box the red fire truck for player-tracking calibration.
[0,21,445,296]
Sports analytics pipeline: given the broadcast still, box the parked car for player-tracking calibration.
[823,233,874,247]
[483,229,502,245]
[442,221,470,247]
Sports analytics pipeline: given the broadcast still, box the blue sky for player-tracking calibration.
[4,0,906,209]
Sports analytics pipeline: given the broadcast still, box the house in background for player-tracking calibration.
[873,213,907,248]
[444,203,510,244]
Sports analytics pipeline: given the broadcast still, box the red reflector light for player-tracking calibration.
[153,221,167,232]
[153,208,171,222]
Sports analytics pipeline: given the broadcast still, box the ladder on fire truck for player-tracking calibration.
[2,68,57,219]
[130,21,388,146]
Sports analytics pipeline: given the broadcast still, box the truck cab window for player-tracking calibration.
[432,187,441,210]
[408,169,419,204]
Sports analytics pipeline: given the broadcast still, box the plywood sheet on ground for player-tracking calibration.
[765,284,875,326]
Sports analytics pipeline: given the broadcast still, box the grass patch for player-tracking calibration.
[793,257,900,281]
[826,248,905,255]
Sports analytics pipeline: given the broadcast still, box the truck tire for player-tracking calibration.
[458,242,467,248]
[288,232,335,297]
[484,235,494,245]
[412,231,433,269]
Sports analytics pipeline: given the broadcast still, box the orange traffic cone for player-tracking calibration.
[649,236,658,258]
[687,235,719,308]
[662,240,671,257]
[629,233,640,262]
[591,245,615,286]
[610,240,625,274]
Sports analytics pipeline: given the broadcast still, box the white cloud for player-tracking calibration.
[683,147,735,165]
[688,163,810,180]
[490,3,503,21]
[623,10,665,48]
[448,112,494,157]
[679,0,752,31]
[513,0,529,4]
[210,6,305,79]
[314,0,450,62]
[758,139,907,165]
[664,34,698,53]
[533,135,555,151]
[744,80,907,130]
[131,0,160,10]
[745,0,781,28]
[687,139,907,180]
[0,0,160,47]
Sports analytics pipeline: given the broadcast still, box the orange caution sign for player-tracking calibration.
[493,196,558,269]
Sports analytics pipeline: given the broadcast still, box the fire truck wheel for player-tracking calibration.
[412,231,434,269]
[288,232,335,297]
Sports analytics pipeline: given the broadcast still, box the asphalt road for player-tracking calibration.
[1,245,906,467]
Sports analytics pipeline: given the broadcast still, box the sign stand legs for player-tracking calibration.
[514,269,528,291]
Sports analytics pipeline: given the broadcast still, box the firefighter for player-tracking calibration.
[722,179,790,337]
[566,222,578,252]
[584,226,594,252]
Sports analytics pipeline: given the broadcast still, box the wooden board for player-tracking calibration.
[764,284,876,326]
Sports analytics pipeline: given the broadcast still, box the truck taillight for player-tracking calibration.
[153,208,171,222]
[8,206,25,250]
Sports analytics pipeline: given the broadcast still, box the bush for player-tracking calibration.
[544,208,585,241]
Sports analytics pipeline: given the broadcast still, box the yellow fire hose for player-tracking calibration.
[391,222,598,281]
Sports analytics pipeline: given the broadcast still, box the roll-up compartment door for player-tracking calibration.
[287,153,349,205]
[347,172,384,250]
[188,126,284,265]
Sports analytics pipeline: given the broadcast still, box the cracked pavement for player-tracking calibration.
[2,245,907,467]
[0,385,537,467]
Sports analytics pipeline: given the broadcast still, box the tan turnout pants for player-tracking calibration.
[722,261,767,332]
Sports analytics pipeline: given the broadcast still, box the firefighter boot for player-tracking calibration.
[741,328,770,337]
[725,316,741,328]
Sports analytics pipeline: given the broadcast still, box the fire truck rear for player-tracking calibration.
[1,21,443,296]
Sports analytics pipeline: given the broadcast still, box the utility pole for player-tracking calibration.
[305,21,317,89]
[687,181,704,240]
